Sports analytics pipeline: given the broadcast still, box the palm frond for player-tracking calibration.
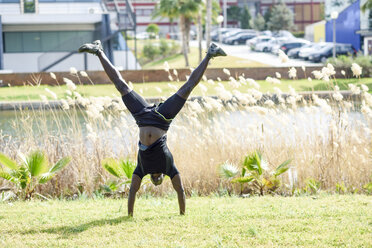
[39,172,55,184]
[243,151,263,175]
[274,159,291,177]
[120,160,136,179]
[27,151,48,177]
[49,157,71,174]
[0,171,17,183]
[102,158,123,178]
[231,176,254,184]
[0,153,18,170]
[220,162,239,179]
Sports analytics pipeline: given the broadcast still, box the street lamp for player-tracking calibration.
[331,11,339,58]
[217,15,224,43]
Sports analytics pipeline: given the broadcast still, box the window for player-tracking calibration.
[24,0,36,13]
[4,31,96,53]
[4,33,22,52]
[0,0,20,2]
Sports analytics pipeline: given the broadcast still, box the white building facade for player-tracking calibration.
[0,0,139,72]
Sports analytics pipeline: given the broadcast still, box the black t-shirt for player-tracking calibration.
[133,135,179,179]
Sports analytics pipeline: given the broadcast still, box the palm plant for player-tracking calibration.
[101,158,137,194]
[0,151,71,200]
[220,151,291,196]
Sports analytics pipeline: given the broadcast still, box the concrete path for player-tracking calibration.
[189,41,322,67]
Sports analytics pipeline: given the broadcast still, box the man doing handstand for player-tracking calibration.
[78,40,226,216]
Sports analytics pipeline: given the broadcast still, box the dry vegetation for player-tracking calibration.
[0,64,371,197]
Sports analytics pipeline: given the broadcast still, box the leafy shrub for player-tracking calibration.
[303,178,321,195]
[220,151,291,195]
[0,151,71,200]
[327,55,372,77]
[143,43,159,61]
[159,39,170,56]
[101,158,149,195]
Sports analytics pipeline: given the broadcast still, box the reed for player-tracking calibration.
[0,64,371,197]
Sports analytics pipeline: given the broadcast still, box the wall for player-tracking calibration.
[325,0,361,50]
[0,66,339,87]
[313,21,325,42]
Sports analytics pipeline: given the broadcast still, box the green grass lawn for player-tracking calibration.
[1,195,371,247]
[126,39,267,69]
[0,78,371,102]
[141,47,267,69]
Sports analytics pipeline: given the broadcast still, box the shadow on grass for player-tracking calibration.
[22,216,132,237]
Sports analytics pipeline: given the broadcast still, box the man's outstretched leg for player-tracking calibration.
[157,43,226,119]
[79,40,151,113]
[79,40,131,96]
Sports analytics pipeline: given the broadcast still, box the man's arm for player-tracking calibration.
[171,174,185,215]
[128,174,142,217]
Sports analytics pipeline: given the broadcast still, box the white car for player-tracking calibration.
[247,35,272,50]
[255,37,290,52]
[135,32,150,40]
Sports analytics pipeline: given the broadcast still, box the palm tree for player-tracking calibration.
[362,0,372,12]
[178,0,202,66]
[154,0,201,66]
[152,0,179,34]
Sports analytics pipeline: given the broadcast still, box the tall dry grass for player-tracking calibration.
[0,64,371,196]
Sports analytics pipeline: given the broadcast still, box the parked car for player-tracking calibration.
[279,39,310,54]
[247,35,272,50]
[225,32,257,45]
[220,29,242,43]
[255,37,290,52]
[211,28,230,41]
[272,30,295,39]
[308,43,357,63]
[298,42,330,60]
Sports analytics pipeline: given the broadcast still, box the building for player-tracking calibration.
[0,0,240,72]
[324,0,371,53]
[0,0,138,73]
[237,0,324,31]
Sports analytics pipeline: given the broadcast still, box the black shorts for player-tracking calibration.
[121,90,186,131]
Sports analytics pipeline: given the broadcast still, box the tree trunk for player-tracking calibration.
[180,15,189,67]
[206,0,212,48]
[185,17,191,54]
[197,11,203,62]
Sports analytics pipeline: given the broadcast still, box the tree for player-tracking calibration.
[267,1,294,31]
[362,0,372,12]
[240,6,251,29]
[178,0,202,66]
[146,24,160,39]
[154,0,201,67]
[152,0,179,34]
[250,13,266,31]
[263,7,272,29]
[227,6,241,22]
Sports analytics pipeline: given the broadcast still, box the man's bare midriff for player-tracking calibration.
[139,126,167,146]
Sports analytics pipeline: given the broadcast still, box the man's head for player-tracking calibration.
[150,173,164,186]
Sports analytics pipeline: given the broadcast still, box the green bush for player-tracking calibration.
[143,43,159,61]
[146,24,160,39]
[292,31,304,38]
[220,151,291,196]
[0,151,71,200]
[327,55,372,77]
[159,39,170,56]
